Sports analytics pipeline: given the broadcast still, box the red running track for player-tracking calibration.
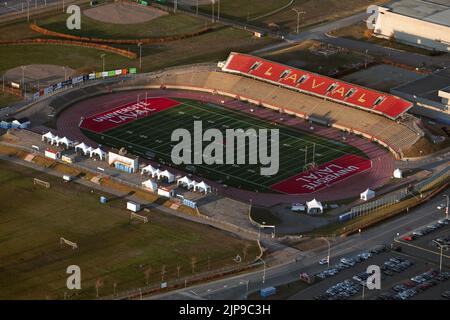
[55,89,395,206]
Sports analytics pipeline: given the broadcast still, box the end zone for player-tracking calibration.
[79,97,180,133]
[270,154,372,194]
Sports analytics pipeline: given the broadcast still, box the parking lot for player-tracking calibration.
[289,241,450,300]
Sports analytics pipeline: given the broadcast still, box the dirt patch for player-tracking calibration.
[4,64,76,89]
[83,2,168,25]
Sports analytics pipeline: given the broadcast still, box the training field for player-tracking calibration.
[0,160,257,299]
[80,98,371,194]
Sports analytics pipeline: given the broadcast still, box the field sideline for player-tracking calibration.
[81,98,368,193]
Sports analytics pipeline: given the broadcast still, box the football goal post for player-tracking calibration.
[130,212,148,223]
[60,237,78,250]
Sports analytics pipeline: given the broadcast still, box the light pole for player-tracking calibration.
[433,241,448,273]
[21,65,26,97]
[444,194,449,219]
[138,42,142,70]
[100,54,106,72]
[211,0,215,23]
[217,0,220,21]
[291,8,306,35]
[321,237,331,267]
[259,258,266,284]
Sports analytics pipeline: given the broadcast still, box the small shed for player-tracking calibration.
[360,188,375,201]
[142,179,158,192]
[393,168,403,179]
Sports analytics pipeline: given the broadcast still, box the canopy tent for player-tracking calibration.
[50,135,60,145]
[90,147,106,160]
[85,146,95,156]
[75,142,89,154]
[177,176,192,187]
[306,198,323,214]
[42,131,56,142]
[360,188,375,201]
[152,168,162,179]
[141,164,157,176]
[393,168,403,179]
[194,181,211,194]
[142,179,158,192]
[159,170,175,183]
[57,136,74,149]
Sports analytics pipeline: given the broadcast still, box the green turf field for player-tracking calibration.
[0,160,257,299]
[81,99,366,193]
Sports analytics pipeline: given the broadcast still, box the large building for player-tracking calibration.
[374,0,450,52]
[392,68,450,124]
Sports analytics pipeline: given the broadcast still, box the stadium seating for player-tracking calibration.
[221,52,413,120]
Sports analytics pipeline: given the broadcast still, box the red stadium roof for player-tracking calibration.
[222,52,412,120]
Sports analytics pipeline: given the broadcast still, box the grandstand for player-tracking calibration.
[221,52,413,120]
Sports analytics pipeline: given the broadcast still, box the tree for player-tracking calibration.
[191,257,197,274]
[95,278,104,298]
[144,266,152,286]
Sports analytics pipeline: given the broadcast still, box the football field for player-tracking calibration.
[80,98,370,193]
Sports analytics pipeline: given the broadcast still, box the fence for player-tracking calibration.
[340,165,450,222]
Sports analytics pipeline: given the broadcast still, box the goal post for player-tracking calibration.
[303,143,317,171]
[60,237,78,250]
[130,212,148,223]
[33,178,50,188]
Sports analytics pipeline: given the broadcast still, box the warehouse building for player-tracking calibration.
[392,68,450,124]
[374,0,450,52]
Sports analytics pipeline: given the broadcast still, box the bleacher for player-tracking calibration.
[147,69,420,155]
[221,52,413,120]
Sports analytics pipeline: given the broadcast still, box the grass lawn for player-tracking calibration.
[81,98,366,193]
[0,44,132,75]
[329,22,436,56]
[0,91,22,108]
[257,0,388,33]
[0,160,258,299]
[197,0,292,21]
[259,40,371,75]
[37,12,209,39]
[0,23,278,74]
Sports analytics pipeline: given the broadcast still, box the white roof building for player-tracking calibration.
[142,179,158,192]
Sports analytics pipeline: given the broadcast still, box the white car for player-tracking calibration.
[437,205,443,210]
[319,258,329,265]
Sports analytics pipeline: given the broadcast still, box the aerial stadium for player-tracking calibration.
[42,52,422,205]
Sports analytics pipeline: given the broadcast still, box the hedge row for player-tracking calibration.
[0,38,137,59]
[30,23,212,45]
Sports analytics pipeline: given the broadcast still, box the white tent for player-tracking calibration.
[177,176,192,188]
[50,135,60,145]
[42,131,55,142]
[142,179,158,192]
[152,168,162,179]
[57,136,73,149]
[159,170,175,183]
[85,146,95,156]
[90,147,106,160]
[75,142,90,155]
[141,164,157,176]
[306,198,323,214]
[393,168,403,179]
[194,181,211,194]
[360,188,375,201]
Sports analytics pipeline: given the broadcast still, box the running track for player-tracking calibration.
[56,89,395,206]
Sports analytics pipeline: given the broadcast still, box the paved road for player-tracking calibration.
[149,189,449,300]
